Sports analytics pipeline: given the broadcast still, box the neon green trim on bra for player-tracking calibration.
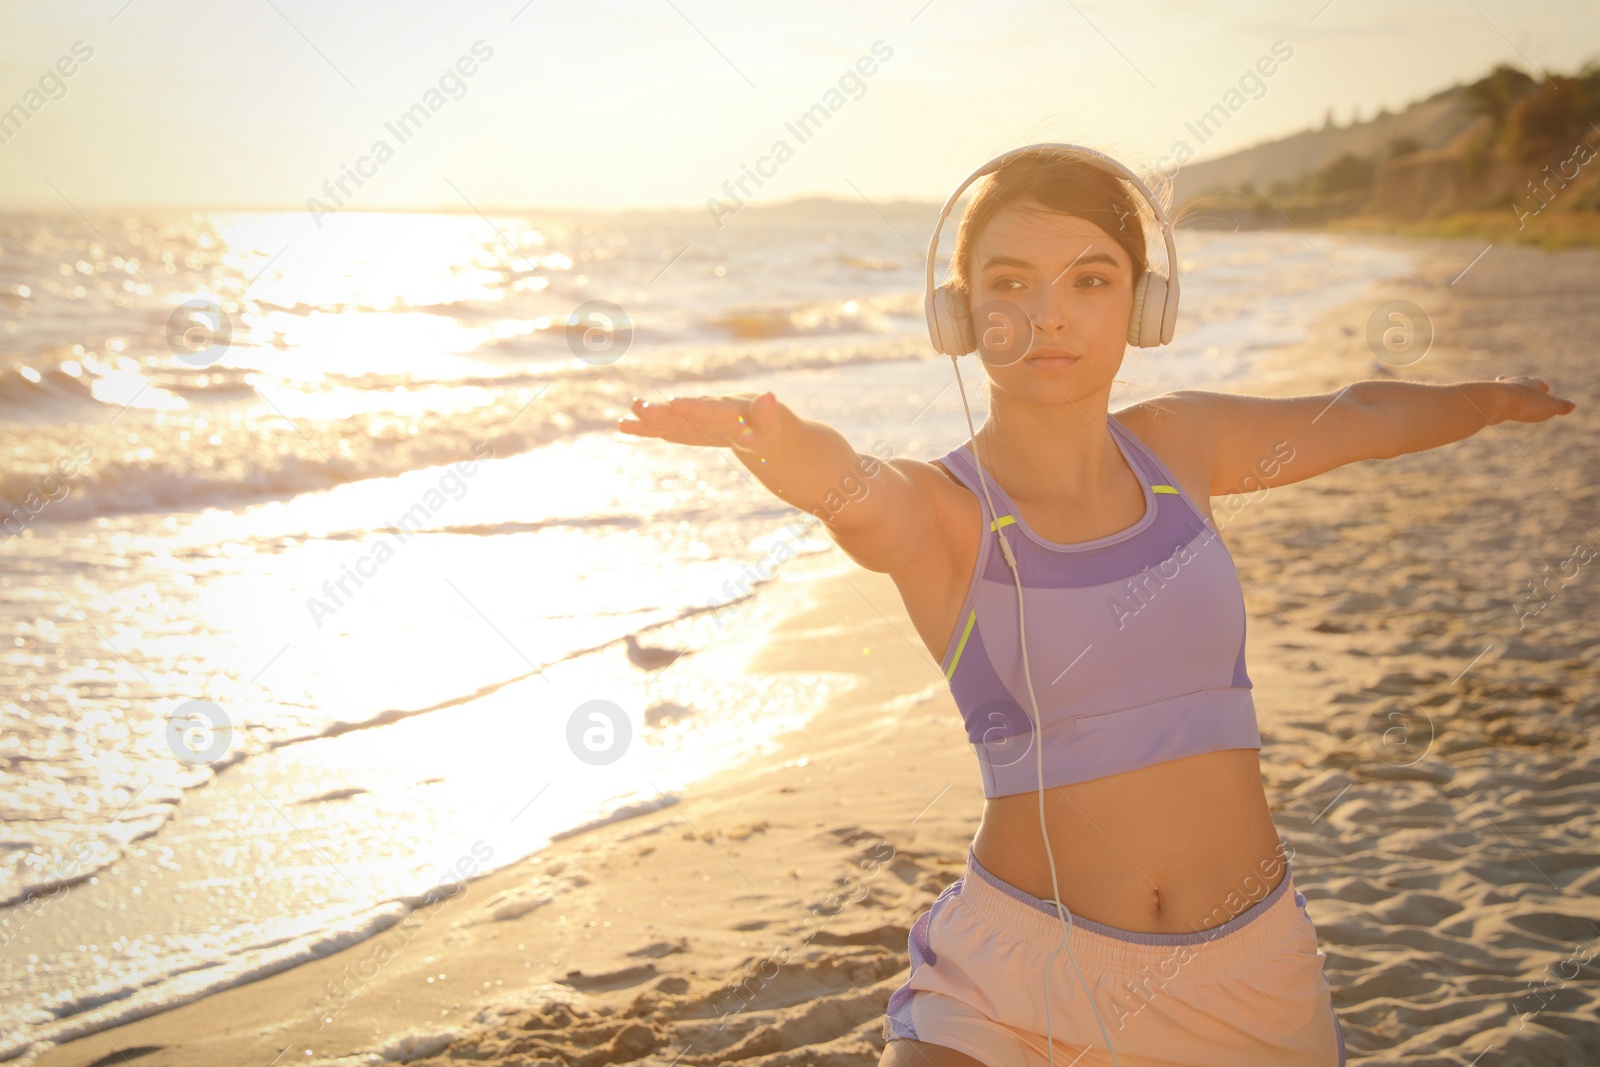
[945,608,977,680]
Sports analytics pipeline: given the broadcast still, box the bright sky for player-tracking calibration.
[1,0,1596,212]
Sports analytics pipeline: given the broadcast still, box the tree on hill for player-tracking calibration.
[1388,136,1423,159]
[1312,153,1376,195]
[1262,151,1376,207]
[1463,63,1538,127]
[1505,71,1600,160]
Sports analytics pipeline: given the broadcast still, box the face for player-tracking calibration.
[966,199,1137,403]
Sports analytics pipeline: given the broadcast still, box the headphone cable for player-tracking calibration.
[949,356,1121,1067]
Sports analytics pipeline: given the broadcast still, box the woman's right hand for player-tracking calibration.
[617,391,785,454]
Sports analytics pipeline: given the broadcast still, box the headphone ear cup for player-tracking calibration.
[933,283,975,355]
[1127,271,1169,348]
[1127,272,1150,347]
[951,286,975,355]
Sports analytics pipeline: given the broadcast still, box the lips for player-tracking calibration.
[1025,348,1080,365]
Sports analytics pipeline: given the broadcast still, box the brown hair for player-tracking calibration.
[946,146,1154,300]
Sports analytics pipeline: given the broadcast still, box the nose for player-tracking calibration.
[1027,277,1075,340]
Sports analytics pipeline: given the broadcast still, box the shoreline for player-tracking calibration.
[1320,212,1600,252]
[25,234,1600,1066]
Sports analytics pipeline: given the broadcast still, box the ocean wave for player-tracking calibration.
[0,779,658,1064]
[701,296,897,340]
[0,354,271,421]
[0,339,928,527]
[309,515,649,540]
[0,362,102,413]
[0,900,412,1063]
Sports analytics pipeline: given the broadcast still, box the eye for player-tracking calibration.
[989,276,1023,291]
[1077,274,1109,289]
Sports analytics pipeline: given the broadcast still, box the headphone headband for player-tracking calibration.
[922,142,1180,353]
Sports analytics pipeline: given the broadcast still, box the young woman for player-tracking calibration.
[617,146,1576,1067]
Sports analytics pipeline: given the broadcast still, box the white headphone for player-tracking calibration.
[925,144,1181,1066]
[923,142,1180,355]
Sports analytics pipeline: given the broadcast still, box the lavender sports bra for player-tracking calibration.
[933,413,1261,798]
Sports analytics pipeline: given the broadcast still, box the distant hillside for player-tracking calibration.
[1172,86,1481,206]
[1175,59,1600,245]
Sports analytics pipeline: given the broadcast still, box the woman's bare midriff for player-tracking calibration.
[973,749,1288,933]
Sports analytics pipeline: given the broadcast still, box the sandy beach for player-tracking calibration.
[26,235,1600,1067]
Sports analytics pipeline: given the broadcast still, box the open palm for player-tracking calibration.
[617,392,785,453]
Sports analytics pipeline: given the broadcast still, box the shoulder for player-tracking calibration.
[1113,390,1219,445]
[890,454,976,525]
[807,452,977,580]
[1113,391,1221,503]
[877,455,984,624]
[885,452,963,489]
[891,453,982,561]
[925,455,964,491]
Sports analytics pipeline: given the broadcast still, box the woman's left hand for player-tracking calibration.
[1493,375,1578,423]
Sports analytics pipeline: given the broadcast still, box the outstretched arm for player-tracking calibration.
[1155,376,1577,495]
[617,391,942,574]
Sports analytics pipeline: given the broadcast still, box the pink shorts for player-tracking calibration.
[884,850,1345,1067]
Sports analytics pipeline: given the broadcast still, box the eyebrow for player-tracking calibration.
[980,251,1121,271]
